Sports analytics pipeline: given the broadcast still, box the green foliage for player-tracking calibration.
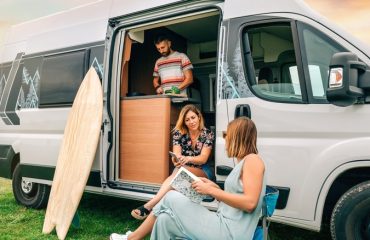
[0,178,330,239]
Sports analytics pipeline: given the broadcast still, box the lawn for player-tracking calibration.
[0,178,331,239]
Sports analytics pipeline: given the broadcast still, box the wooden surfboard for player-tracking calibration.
[42,67,103,240]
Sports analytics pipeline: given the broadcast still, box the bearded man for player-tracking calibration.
[152,35,193,95]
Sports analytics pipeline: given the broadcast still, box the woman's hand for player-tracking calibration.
[172,153,182,168]
[198,177,220,189]
[172,156,181,168]
[198,177,212,183]
[192,178,216,195]
[178,155,192,166]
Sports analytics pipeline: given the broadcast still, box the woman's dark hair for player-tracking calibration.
[154,34,170,45]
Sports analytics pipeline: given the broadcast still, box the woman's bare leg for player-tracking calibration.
[143,172,175,210]
[134,166,207,214]
[184,166,207,178]
[128,213,156,240]
[144,167,207,209]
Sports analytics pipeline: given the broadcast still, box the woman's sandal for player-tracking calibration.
[131,205,151,220]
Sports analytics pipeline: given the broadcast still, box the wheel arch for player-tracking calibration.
[12,162,51,209]
[0,145,19,179]
[316,161,370,228]
[10,153,20,177]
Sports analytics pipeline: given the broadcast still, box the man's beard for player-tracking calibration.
[161,50,171,57]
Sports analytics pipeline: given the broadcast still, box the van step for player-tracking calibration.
[107,181,160,195]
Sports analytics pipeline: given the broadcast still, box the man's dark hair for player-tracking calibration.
[154,34,170,45]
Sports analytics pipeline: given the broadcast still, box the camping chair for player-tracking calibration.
[253,185,279,240]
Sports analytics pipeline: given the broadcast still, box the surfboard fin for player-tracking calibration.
[71,211,80,229]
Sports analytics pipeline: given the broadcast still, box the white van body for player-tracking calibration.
[1,0,369,238]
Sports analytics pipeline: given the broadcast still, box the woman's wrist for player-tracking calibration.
[208,185,219,197]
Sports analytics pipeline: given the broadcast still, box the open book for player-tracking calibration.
[170,167,207,203]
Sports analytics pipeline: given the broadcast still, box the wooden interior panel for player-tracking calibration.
[119,97,175,184]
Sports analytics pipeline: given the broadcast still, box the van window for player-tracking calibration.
[39,50,87,107]
[242,23,303,103]
[297,22,347,102]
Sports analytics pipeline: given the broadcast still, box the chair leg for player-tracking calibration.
[263,217,268,240]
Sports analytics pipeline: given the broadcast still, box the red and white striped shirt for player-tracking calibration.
[153,51,193,94]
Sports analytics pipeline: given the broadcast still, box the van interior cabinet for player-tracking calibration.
[119,96,179,184]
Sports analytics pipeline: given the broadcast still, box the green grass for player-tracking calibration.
[0,178,331,239]
[0,178,143,240]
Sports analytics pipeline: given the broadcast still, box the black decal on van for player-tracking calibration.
[0,52,24,125]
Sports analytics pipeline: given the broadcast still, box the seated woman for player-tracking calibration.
[131,104,214,220]
[111,116,265,240]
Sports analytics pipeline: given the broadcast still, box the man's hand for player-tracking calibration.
[156,86,163,94]
[153,76,162,94]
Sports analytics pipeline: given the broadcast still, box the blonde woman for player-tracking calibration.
[131,104,214,220]
[111,117,265,240]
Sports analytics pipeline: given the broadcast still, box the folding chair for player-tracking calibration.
[253,185,279,240]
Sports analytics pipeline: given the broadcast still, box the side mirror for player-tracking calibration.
[326,52,370,107]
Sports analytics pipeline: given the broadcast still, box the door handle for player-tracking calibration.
[234,104,251,119]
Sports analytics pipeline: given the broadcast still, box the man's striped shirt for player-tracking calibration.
[153,51,193,94]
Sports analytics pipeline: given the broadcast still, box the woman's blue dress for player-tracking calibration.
[151,158,266,240]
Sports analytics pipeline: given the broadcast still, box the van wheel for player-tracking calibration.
[330,180,370,240]
[12,164,50,209]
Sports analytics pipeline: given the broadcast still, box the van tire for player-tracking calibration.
[330,180,370,240]
[12,164,50,209]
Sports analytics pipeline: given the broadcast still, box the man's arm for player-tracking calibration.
[153,76,163,94]
[177,69,193,90]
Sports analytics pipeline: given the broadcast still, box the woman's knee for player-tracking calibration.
[163,190,182,202]
[163,190,187,207]
[156,212,172,225]
[152,213,185,239]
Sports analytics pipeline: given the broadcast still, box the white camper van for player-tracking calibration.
[0,0,369,239]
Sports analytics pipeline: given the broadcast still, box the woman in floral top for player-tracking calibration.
[172,119,214,178]
[131,104,214,221]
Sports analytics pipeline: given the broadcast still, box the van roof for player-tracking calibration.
[0,0,185,62]
[0,0,369,62]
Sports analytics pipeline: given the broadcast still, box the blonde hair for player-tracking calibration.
[225,117,258,159]
[174,104,205,135]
